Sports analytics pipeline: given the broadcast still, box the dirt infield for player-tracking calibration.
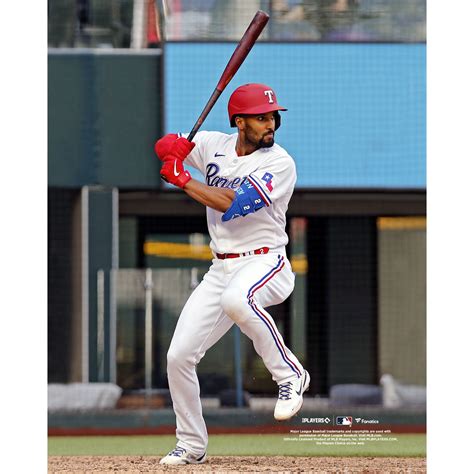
[48,455,426,473]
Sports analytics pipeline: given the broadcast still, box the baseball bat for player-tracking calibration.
[186,10,270,142]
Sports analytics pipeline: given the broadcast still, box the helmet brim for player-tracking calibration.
[230,106,287,128]
[233,104,287,116]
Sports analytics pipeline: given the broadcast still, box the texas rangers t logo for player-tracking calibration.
[264,90,274,103]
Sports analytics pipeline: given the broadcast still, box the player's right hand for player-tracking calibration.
[160,157,192,189]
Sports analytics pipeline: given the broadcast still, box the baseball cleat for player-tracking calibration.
[159,446,207,465]
[274,370,310,421]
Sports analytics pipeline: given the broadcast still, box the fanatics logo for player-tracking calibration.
[262,172,274,192]
[355,418,379,424]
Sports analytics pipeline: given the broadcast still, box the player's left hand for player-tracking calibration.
[154,133,178,160]
[165,137,196,163]
[160,157,192,189]
[155,136,195,162]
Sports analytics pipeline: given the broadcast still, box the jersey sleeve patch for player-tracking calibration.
[248,173,273,205]
[261,172,274,192]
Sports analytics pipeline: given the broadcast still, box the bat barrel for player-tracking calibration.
[216,11,269,91]
[186,10,269,142]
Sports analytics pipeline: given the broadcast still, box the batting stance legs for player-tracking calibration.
[166,253,306,457]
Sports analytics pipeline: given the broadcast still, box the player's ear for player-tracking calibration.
[235,116,245,130]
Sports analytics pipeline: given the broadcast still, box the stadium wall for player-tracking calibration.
[48,50,163,188]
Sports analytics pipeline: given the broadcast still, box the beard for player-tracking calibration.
[243,124,275,150]
[259,135,275,148]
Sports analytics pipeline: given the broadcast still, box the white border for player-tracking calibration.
[428,1,474,471]
[3,2,46,470]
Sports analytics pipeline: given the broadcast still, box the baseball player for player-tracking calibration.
[154,83,310,465]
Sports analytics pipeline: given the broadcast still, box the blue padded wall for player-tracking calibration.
[166,43,425,189]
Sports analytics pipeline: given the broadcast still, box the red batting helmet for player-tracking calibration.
[228,83,287,130]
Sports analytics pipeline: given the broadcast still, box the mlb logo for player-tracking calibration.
[336,416,352,427]
[262,172,274,192]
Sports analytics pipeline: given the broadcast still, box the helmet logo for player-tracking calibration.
[263,90,274,104]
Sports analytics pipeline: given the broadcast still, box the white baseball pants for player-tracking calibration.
[166,252,304,455]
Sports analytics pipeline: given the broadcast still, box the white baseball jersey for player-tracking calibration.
[179,131,297,254]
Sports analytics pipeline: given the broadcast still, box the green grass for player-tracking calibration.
[48,434,425,457]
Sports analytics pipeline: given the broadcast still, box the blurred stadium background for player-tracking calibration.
[48,0,426,434]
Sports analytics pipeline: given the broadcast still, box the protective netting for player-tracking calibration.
[48,209,425,401]
[109,215,426,397]
[48,188,79,383]
[377,217,426,386]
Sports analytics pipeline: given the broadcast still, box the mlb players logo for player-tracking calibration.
[336,416,353,427]
[262,172,274,192]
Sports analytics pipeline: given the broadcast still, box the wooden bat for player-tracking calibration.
[186,10,270,142]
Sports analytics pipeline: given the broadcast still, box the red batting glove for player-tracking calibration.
[154,133,179,161]
[164,137,196,162]
[154,135,195,162]
[160,157,192,189]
